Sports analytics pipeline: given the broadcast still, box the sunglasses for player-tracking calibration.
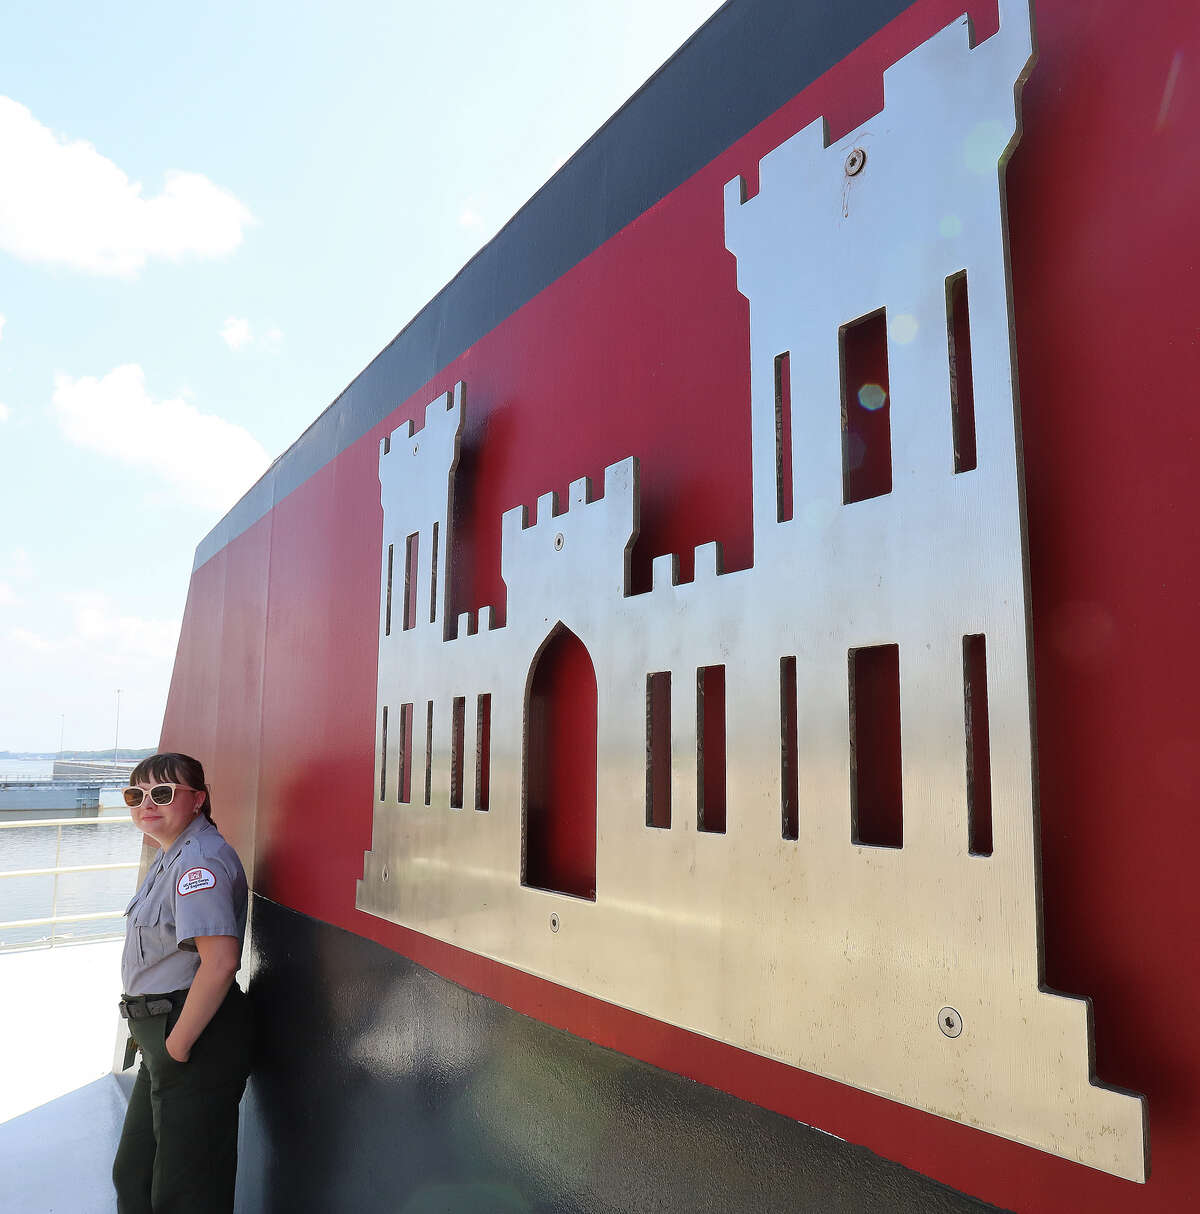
[122,783,198,809]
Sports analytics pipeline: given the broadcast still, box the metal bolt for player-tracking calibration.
[412,443,419,455]
[554,533,565,552]
[550,913,560,933]
[845,148,866,176]
[938,1006,963,1038]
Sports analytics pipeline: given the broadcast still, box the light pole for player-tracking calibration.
[113,689,122,767]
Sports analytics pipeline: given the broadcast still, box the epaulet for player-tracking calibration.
[190,825,233,863]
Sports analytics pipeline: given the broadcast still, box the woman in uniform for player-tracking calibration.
[112,752,252,1214]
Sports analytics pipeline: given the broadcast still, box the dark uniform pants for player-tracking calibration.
[113,985,253,1214]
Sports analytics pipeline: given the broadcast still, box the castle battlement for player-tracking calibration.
[453,605,497,640]
[643,540,729,597]
[500,457,637,594]
[380,382,464,455]
[379,383,464,527]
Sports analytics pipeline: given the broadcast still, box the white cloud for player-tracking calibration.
[220,316,282,353]
[0,548,32,582]
[51,363,271,513]
[457,206,483,230]
[1,588,180,748]
[0,312,6,340]
[0,582,17,606]
[0,402,9,422]
[220,315,253,350]
[9,625,54,652]
[66,590,179,661]
[0,96,254,277]
[10,591,177,661]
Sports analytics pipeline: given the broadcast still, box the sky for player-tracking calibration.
[0,0,724,752]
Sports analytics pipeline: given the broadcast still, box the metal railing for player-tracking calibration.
[0,816,142,951]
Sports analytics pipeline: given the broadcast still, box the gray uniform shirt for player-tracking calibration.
[121,815,248,995]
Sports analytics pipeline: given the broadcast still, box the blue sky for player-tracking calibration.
[0,0,723,751]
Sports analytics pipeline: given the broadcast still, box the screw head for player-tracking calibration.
[550,913,560,933]
[845,147,866,176]
[938,1006,963,1038]
[382,866,389,882]
[412,443,419,455]
[553,533,565,551]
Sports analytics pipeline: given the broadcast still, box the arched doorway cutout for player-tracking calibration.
[522,622,597,900]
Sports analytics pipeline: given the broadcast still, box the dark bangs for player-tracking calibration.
[131,754,189,786]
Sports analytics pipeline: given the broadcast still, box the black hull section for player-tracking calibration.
[237,896,1001,1213]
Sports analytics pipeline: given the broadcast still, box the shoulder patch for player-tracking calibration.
[178,867,217,896]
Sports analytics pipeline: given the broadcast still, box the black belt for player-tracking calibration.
[118,989,188,1020]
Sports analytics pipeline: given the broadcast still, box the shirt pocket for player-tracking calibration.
[131,903,177,970]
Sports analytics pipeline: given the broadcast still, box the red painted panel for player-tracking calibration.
[1010,0,1200,1206]
[159,546,224,768]
[252,442,380,925]
[169,1,1200,1209]
[211,514,271,877]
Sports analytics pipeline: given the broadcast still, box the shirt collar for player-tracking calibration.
[160,813,214,869]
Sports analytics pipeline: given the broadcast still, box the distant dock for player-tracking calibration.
[0,761,134,820]
[50,760,135,785]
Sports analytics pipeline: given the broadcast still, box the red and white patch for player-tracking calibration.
[177,866,216,896]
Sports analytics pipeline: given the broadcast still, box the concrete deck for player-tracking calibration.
[0,1076,126,1213]
[0,939,125,1123]
[0,941,128,1213]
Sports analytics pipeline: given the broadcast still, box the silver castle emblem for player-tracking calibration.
[359,0,1147,1180]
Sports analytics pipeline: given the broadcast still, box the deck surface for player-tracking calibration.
[0,941,128,1213]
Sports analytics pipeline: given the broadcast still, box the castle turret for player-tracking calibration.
[378,382,464,645]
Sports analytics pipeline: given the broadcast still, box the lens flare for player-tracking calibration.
[963,120,1008,175]
[889,314,918,344]
[857,383,887,412]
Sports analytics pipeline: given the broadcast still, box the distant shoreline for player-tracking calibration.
[0,748,155,762]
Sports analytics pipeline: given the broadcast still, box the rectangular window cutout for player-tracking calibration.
[646,672,672,828]
[397,703,413,804]
[697,665,727,834]
[840,309,892,503]
[947,271,977,473]
[775,352,794,523]
[780,657,799,840]
[849,644,903,848]
[402,532,419,631]
[385,544,394,636]
[963,634,993,855]
[379,706,389,800]
[475,693,491,811]
[424,701,434,806]
[429,521,440,624]
[450,695,465,809]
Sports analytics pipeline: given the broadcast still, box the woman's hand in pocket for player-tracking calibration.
[165,1032,191,1063]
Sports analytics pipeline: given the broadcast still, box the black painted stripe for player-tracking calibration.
[241,893,1006,1212]
[195,0,912,571]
